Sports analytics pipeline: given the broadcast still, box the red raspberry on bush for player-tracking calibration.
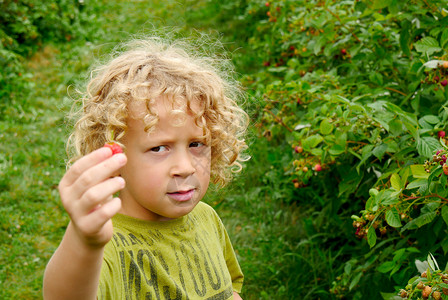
[442,79,448,87]
[314,164,322,171]
[104,142,123,155]
[438,131,446,138]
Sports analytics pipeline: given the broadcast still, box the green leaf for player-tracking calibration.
[414,211,437,228]
[427,253,440,271]
[386,208,402,228]
[441,27,448,48]
[319,118,334,135]
[442,206,448,226]
[399,21,412,56]
[370,0,393,9]
[422,115,440,124]
[414,37,442,55]
[377,261,395,273]
[329,144,345,156]
[349,272,363,291]
[406,178,427,189]
[416,136,440,159]
[302,134,323,150]
[367,226,377,248]
[410,165,429,179]
[390,173,401,191]
[372,143,388,160]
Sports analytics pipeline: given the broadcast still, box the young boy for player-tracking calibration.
[43,37,248,300]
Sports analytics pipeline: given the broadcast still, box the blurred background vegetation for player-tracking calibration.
[3,0,448,299]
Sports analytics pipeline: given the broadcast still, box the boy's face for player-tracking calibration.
[118,96,211,221]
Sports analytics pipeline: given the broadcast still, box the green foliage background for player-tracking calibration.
[3,0,448,299]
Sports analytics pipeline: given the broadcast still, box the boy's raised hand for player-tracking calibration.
[58,146,127,249]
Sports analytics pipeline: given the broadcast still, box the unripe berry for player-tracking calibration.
[433,290,441,300]
[443,163,448,176]
[422,285,432,298]
[416,281,424,289]
[443,61,448,69]
[295,146,303,153]
[302,166,308,172]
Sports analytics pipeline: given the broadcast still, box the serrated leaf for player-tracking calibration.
[423,60,446,69]
[414,37,442,55]
[386,208,402,228]
[422,115,440,124]
[414,211,437,228]
[417,137,440,158]
[378,261,395,273]
[415,260,430,273]
[367,227,377,248]
[427,253,440,271]
[390,173,401,190]
[410,165,429,179]
[406,178,427,189]
[442,206,448,226]
[319,118,334,135]
[302,134,323,150]
[373,143,388,160]
[349,272,362,291]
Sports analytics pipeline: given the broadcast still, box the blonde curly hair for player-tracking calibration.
[68,36,249,186]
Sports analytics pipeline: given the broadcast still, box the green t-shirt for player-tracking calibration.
[97,201,244,299]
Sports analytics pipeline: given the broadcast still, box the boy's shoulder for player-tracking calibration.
[193,201,220,220]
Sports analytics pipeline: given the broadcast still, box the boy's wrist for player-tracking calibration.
[66,221,108,253]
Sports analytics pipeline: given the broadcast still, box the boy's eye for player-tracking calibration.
[190,142,204,148]
[150,145,167,152]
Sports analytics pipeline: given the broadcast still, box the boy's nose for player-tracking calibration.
[170,150,196,177]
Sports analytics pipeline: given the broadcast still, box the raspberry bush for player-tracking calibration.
[190,0,448,298]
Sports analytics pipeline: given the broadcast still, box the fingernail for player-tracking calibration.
[114,153,127,164]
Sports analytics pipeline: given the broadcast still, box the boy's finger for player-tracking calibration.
[81,197,122,234]
[76,176,125,215]
[70,153,126,195]
[60,147,112,188]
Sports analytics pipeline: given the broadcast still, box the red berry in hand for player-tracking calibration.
[314,164,322,171]
[104,142,123,155]
[438,131,446,138]
[442,79,448,87]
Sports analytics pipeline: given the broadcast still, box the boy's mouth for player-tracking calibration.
[167,189,195,202]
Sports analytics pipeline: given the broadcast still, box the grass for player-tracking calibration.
[1,1,343,299]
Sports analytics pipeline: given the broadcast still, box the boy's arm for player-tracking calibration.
[43,147,127,300]
[233,291,243,299]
